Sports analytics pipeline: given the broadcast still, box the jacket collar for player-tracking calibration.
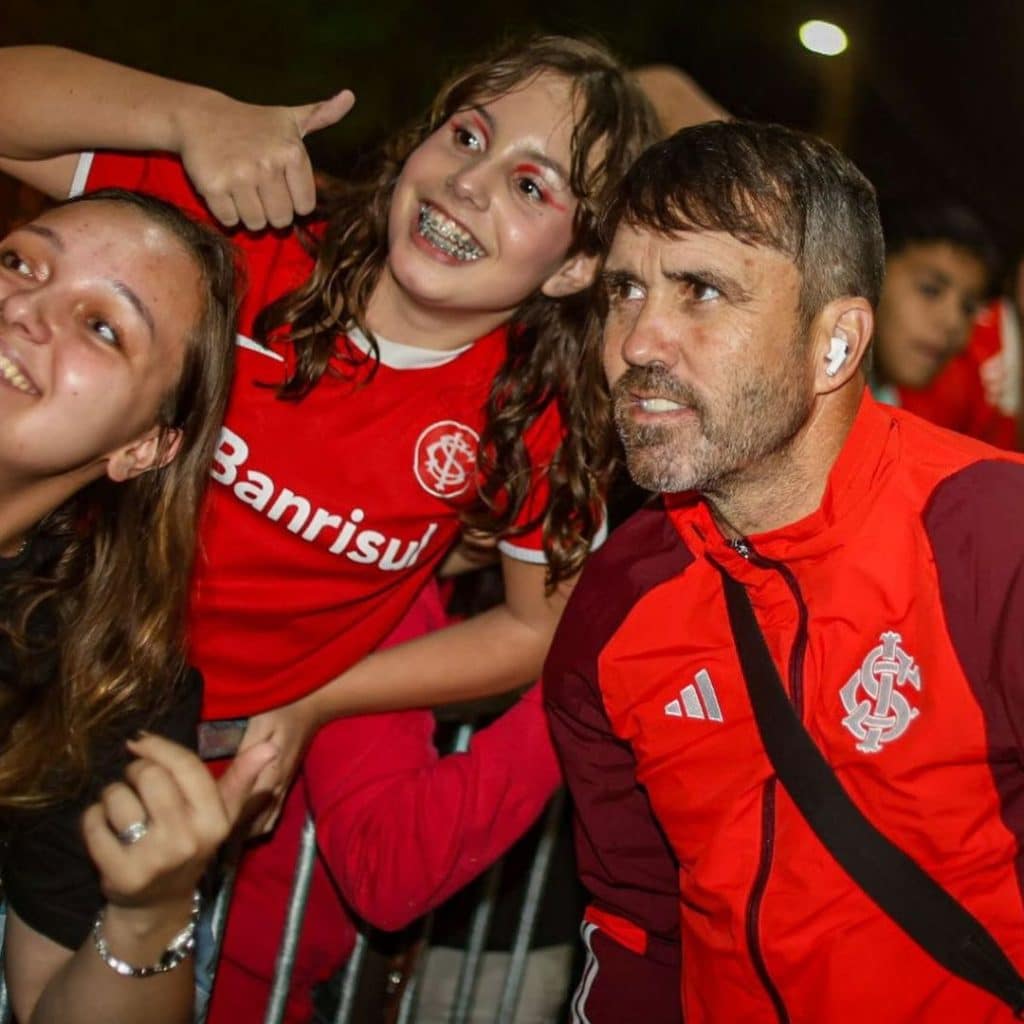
[664,389,897,566]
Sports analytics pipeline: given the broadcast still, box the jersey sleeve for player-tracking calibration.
[68,150,216,224]
[303,683,560,930]
[3,670,202,950]
[899,355,1018,449]
[496,402,608,565]
[543,579,683,1024]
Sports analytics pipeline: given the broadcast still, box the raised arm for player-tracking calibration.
[237,553,575,833]
[0,45,352,227]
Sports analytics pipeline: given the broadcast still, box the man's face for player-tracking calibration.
[601,222,816,494]
[874,241,988,390]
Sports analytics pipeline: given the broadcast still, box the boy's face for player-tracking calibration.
[874,240,988,389]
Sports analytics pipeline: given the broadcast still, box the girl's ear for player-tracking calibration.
[540,251,600,298]
[105,427,183,483]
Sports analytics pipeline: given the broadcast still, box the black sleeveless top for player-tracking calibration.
[0,536,201,950]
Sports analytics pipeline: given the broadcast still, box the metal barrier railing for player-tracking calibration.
[495,789,566,1024]
[331,932,369,1024]
[0,730,569,1024]
[0,942,8,1024]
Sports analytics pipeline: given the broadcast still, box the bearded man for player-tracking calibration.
[544,120,1024,1024]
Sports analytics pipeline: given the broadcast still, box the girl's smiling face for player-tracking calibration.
[377,72,596,343]
[0,200,201,488]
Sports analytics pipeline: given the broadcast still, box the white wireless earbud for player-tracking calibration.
[825,336,849,377]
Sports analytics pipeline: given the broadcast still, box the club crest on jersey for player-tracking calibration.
[840,631,921,754]
[414,420,479,499]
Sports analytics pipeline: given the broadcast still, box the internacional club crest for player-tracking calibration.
[840,631,921,754]
[413,420,480,499]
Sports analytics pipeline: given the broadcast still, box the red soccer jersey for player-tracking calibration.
[897,297,1019,449]
[74,152,565,718]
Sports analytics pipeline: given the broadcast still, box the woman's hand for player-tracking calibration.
[81,734,278,936]
[174,89,355,230]
[235,688,327,835]
[3,739,275,1024]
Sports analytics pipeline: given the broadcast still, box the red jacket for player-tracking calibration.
[545,394,1024,1023]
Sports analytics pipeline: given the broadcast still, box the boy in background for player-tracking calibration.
[873,203,1014,446]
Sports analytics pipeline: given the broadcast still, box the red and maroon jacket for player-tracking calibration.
[545,394,1024,1023]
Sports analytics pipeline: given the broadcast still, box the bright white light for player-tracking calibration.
[799,20,848,56]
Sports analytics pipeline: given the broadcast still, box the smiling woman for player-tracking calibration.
[0,201,200,490]
[0,190,278,1024]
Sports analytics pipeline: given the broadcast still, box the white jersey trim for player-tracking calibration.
[497,539,547,565]
[69,151,94,198]
[348,325,473,371]
[236,333,285,362]
[496,513,608,565]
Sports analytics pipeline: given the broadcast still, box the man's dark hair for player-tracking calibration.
[882,201,999,285]
[600,119,886,326]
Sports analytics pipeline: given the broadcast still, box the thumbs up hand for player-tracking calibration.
[175,88,355,230]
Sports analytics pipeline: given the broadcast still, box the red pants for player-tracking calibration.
[206,579,451,1023]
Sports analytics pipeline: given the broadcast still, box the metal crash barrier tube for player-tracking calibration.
[195,860,239,1024]
[449,860,504,1024]
[331,931,368,1024]
[0,961,9,1024]
[263,814,319,1024]
[495,789,566,1024]
[393,722,478,1024]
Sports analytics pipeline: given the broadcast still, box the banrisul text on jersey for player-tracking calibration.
[212,427,438,570]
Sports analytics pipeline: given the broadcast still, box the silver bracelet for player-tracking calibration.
[92,891,201,978]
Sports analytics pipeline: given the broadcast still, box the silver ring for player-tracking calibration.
[116,820,149,846]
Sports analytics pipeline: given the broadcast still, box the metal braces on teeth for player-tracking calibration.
[418,205,484,261]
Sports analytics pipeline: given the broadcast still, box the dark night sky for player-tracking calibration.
[4,0,1023,261]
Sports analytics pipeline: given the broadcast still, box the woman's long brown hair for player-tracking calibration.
[0,190,238,808]
[255,35,659,586]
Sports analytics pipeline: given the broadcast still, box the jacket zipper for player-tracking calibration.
[730,537,810,1023]
[746,780,789,1023]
